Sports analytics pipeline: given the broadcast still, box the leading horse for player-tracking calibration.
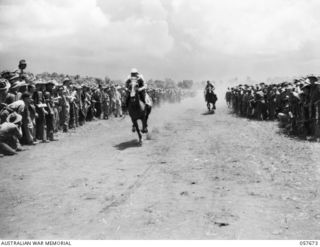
[205,88,218,112]
[128,79,152,144]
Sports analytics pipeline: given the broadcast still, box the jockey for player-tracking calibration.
[204,80,215,100]
[205,80,215,91]
[125,68,148,107]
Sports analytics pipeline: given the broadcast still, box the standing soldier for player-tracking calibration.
[101,86,110,120]
[33,79,48,143]
[59,78,72,132]
[18,59,27,78]
[307,76,320,137]
[44,80,58,141]
[93,84,103,119]
[69,84,78,129]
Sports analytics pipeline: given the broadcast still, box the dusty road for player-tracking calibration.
[1,91,320,239]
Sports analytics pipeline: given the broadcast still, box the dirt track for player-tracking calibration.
[1,91,320,239]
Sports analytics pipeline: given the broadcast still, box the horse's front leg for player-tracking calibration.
[141,116,148,134]
[131,118,136,133]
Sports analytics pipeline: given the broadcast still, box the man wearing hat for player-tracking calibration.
[92,84,102,119]
[0,112,23,155]
[45,80,61,136]
[18,59,27,79]
[306,76,320,137]
[17,92,38,145]
[68,84,79,129]
[101,86,110,120]
[33,79,49,142]
[303,76,320,136]
[0,78,10,114]
[59,78,72,132]
[5,77,27,104]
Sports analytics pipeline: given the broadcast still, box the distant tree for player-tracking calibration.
[245,76,252,84]
[113,79,123,85]
[95,78,103,86]
[147,79,155,88]
[164,78,176,88]
[105,76,111,84]
[178,80,193,89]
[154,80,165,88]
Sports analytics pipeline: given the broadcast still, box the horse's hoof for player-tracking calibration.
[141,128,148,134]
[138,139,143,145]
[132,127,136,132]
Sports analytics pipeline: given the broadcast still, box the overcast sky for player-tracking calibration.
[0,0,320,81]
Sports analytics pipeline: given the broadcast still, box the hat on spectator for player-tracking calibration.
[307,75,318,83]
[63,77,72,84]
[8,74,20,83]
[0,78,10,91]
[11,80,27,89]
[6,112,22,124]
[34,79,46,85]
[46,79,58,86]
[19,59,26,65]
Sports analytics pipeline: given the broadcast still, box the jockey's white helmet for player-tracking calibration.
[131,68,138,74]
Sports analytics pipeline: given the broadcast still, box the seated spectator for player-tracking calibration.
[0,112,23,155]
[0,79,10,124]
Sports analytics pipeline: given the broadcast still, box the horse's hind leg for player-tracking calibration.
[142,107,151,133]
[131,119,136,132]
[141,117,148,133]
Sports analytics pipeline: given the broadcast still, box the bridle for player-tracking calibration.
[130,78,139,98]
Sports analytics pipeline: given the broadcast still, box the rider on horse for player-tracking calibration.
[124,68,152,140]
[204,80,217,112]
[204,80,215,100]
[125,68,149,108]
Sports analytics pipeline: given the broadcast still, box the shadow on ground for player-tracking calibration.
[201,111,215,116]
[114,139,141,150]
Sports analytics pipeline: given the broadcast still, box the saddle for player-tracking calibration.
[205,90,217,102]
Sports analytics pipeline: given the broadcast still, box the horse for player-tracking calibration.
[128,79,152,144]
[205,88,217,113]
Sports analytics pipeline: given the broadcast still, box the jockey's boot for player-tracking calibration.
[139,91,147,105]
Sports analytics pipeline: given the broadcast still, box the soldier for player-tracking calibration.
[44,81,58,141]
[307,76,320,137]
[20,92,38,145]
[33,79,48,142]
[0,79,11,124]
[59,78,72,132]
[93,84,103,119]
[101,86,110,120]
[0,112,23,155]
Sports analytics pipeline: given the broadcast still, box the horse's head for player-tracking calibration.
[129,78,139,100]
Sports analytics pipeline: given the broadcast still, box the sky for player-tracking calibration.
[0,0,320,82]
